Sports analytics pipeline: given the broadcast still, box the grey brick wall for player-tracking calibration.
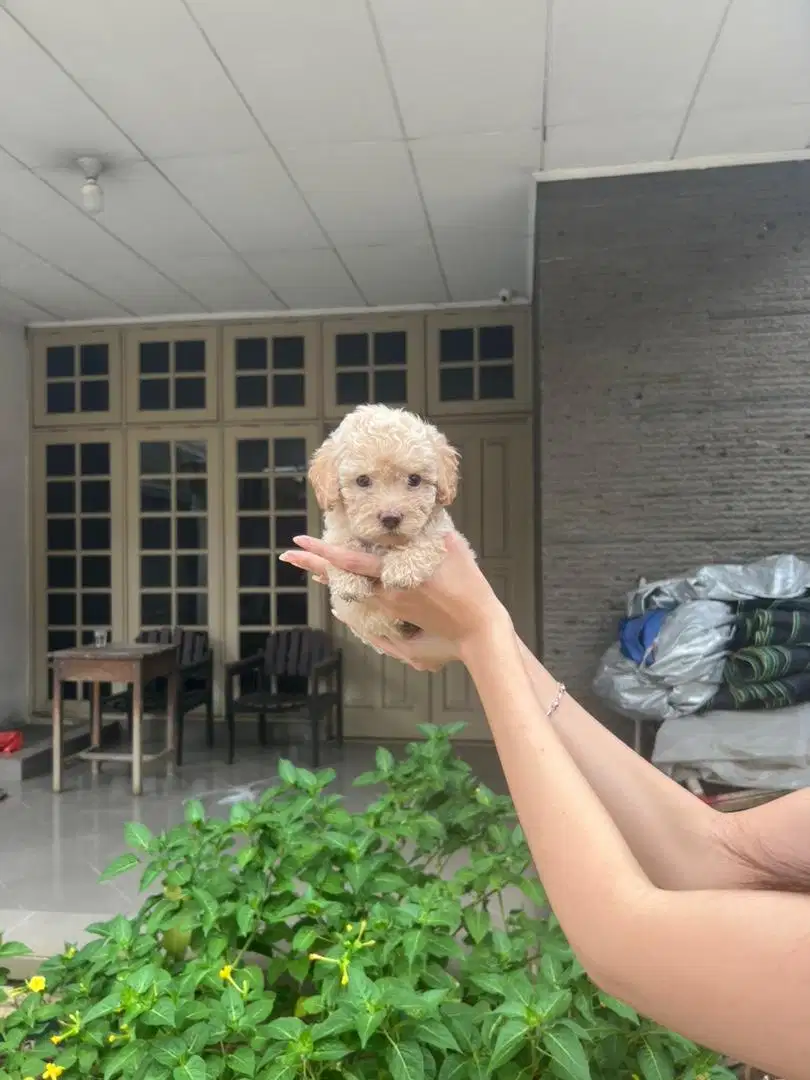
[535,162,810,739]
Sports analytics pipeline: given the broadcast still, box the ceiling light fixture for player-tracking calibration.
[77,156,104,215]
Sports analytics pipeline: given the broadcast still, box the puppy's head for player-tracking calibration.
[308,405,459,545]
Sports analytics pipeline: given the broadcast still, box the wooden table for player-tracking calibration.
[50,643,179,796]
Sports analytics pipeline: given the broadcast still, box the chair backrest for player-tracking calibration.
[262,628,334,677]
[137,626,210,664]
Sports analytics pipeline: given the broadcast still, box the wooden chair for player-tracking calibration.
[224,628,343,767]
[102,626,214,766]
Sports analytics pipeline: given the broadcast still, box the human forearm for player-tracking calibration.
[515,638,743,891]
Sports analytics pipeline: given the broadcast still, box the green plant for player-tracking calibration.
[1,724,733,1080]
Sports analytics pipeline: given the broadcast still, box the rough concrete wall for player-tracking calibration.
[0,323,29,723]
[536,161,810,738]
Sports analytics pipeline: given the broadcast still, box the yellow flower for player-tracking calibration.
[26,976,46,993]
[50,1035,63,1046]
[43,1066,65,1080]
[218,963,233,981]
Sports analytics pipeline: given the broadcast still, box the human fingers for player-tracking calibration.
[278,549,331,579]
[292,535,383,579]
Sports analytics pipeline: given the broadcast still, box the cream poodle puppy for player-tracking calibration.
[308,404,468,660]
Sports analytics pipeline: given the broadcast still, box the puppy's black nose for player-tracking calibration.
[379,513,403,530]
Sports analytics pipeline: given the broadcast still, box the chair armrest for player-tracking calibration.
[224,653,263,679]
[312,651,342,677]
[179,654,213,678]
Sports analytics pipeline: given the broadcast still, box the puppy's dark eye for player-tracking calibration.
[356,475,372,488]
[407,474,422,488]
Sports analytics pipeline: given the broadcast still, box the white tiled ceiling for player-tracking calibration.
[0,0,807,324]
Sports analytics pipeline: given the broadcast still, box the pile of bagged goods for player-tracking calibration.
[594,554,810,792]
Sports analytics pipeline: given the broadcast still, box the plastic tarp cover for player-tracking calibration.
[593,554,810,722]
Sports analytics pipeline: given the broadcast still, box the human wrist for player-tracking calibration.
[458,606,515,666]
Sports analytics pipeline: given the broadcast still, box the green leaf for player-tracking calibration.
[0,938,31,958]
[598,991,639,1024]
[222,985,246,1024]
[638,1041,675,1080]
[184,1022,212,1054]
[403,927,429,966]
[414,1019,459,1053]
[98,853,140,882]
[463,907,490,944]
[489,1019,529,1070]
[103,1042,142,1080]
[230,801,252,826]
[236,904,255,936]
[125,963,161,994]
[184,798,205,824]
[291,925,319,953]
[536,988,573,1023]
[82,993,121,1023]
[277,758,296,785]
[173,1056,207,1080]
[311,1009,356,1041]
[124,820,155,852]
[519,877,547,907]
[266,1016,306,1041]
[437,1056,468,1080]
[386,1038,425,1080]
[228,1047,256,1077]
[244,997,276,1026]
[143,997,177,1027]
[153,1037,187,1067]
[543,1026,592,1080]
[376,747,395,774]
[356,1010,384,1049]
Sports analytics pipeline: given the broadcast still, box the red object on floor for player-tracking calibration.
[0,731,22,754]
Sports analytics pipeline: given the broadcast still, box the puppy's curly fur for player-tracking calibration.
[309,404,469,661]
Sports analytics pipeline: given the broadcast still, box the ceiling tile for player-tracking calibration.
[0,234,128,319]
[3,0,263,158]
[678,103,810,159]
[0,287,52,323]
[244,248,360,293]
[0,13,139,170]
[338,242,447,305]
[547,0,729,126]
[187,0,401,143]
[412,131,541,232]
[544,115,680,169]
[281,141,428,244]
[158,150,325,252]
[694,0,810,110]
[434,229,528,303]
[273,285,365,310]
[371,0,545,138]
[153,253,285,312]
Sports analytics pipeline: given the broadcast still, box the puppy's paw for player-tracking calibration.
[380,554,426,591]
[330,568,374,603]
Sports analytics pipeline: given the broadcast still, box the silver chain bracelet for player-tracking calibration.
[546,682,567,718]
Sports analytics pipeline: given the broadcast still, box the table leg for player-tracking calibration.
[166,666,178,763]
[52,673,63,794]
[132,672,143,797]
[90,681,102,777]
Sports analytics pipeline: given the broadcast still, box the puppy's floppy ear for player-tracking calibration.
[308,437,341,510]
[435,434,460,506]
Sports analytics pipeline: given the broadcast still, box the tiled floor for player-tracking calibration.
[0,723,506,964]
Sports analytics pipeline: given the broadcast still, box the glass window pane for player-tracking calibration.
[46,444,76,478]
[240,631,268,660]
[440,367,474,402]
[479,364,514,400]
[140,378,170,410]
[81,443,110,476]
[141,555,171,588]
[47,481,75,515]
[335,333,368,367]
[239,593,271,626]
[141,593,172,625]
[236,375,267,409]
[276,558,305,587]
[175,339,206,372]
[274,476,306,511]
[48,593,76,626]
[176,517,207,550]
[235,337,268,371]
[175,441,207,473]
[140,341,170,374]
[374,331,406,366]
[273,336,305,370]
[81,479,110,514]
[47,518,76,551]
[48,556,76,589]
[174,377,206,410]
[176,554,207,588]
[79,343,108,376]
[81,593,111,626]
[80,380,109,413]
[238,516,270,549]
[141,517,171,550]
[275,516,307,549]
[82,555,111,588]
[273,438,307,472]
[276,592,307,626]
[175,478,208,512]
[336,370,368,405]
[47,382,76,414]
[140,441,170,475]
[141,478,171,513]
[46,345,74,378]
[239,554,270,588]
[440,327,474,364]
[373,369,407,404]
[479,324,514,361]
[272,374,305,407]
[81,518,111,551]
[177,592,207,626]
[238,477,269,511]
[237,439,269,474]
[49,630,76,652]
